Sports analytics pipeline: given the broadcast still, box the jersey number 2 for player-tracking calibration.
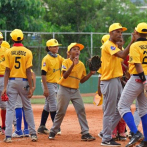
[15,57,21,69]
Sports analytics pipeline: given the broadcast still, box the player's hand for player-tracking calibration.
[90,71,96,75]
[1,88,6,96]
[32,87,36,94]
[43,88,49,98]
[73,56,79,65]
[144,83,147,98]
[131,31,138,43]
[28,88,33,98]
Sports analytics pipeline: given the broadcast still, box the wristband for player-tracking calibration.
[138,72,146,82]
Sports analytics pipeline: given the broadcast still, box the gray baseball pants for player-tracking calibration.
[5,78,36,136]
[42,83,58,112]
[100,78,122,142]
[118,75,147,118]
[50,85,89,135]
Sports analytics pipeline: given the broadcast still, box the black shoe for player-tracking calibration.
[101,139,121,146]
[119,135,127,141]
[136,141,147,147]
[48,132,56,140]
[98,132,103,139]
[81,133,95,141]
[126,131,144,147]
[37,126,50,134]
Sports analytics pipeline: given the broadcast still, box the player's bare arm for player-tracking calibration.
[42,75,49,97]
[97,76,102,96]
[32,72,36,93]
[80,71,96,83]
[26,67,33,98]
[115,33,136,59]
[63,56,78,79]
[1,67,10,96]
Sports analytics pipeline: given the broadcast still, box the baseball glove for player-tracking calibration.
[88,55,101,71]
[1,92,9,101]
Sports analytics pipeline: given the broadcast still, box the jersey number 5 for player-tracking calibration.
[15,57,21,69]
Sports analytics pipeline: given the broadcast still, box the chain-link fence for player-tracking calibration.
[1,30,131,75]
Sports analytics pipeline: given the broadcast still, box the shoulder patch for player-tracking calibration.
[62,65,66,69]
[129,56,133,62]
[110,46,116,50]
[43,62,46,67]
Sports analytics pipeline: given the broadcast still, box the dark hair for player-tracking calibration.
[14,41,22,43]
[138,33,147,38]
[46,47,49,52]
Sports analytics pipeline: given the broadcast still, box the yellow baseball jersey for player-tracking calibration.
[0,46,7,75]
[2,44,32,78]
[58,58,86,89]
[129,40,147,75]
[100,40,123,80]
[41,54,64,83]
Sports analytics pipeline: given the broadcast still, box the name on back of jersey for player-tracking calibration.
[11,51,26,56]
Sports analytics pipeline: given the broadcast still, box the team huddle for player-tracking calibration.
[0,22,147,147]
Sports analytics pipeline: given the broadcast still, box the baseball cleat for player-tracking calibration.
[81,133,95,141]
[23,129,30,137]
[48,132,56,140]
[12,130,23,138]
[98,132,103,139]
[37,125,50,134]
[126,131,144,147]
[4,137,12,143]
[31,134,37,142]
[101,139,121,146]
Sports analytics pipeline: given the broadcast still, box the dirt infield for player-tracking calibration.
[0,104,142,147]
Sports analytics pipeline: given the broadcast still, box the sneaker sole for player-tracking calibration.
[31,139,37,142]
[48,137,55,140]
[37,130,49,134]
[101,143,121,146]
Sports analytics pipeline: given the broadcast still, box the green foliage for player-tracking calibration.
[0,0,46,31]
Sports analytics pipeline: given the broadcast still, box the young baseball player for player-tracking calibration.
[12,70,36,138]
[1,41,10,49]
[1,29,37,142]
[0,32,7,135]
[99,23,136,146]
[118,22,147,147]
[37,39,64,134]
[49,42,96,141]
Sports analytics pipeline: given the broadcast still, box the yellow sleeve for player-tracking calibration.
[61,60,68,72]
[41,57,49,72]
[105,44,120,55]
[1,50,10,68]
[129,45,141,64]
[26,51,33,69]
[81,64,86,79]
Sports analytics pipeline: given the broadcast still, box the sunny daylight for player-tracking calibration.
[0,0,147,147]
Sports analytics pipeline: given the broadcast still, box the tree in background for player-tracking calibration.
[0,0,46,31]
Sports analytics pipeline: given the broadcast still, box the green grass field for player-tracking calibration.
[31,96,94,104]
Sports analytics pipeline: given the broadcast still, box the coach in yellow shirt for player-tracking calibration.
[100,23,136,146]
[1,29,37,142]
[49,42,95,141]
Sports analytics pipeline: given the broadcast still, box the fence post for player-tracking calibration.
[90,32,93,57]
[53,32,55,38]
[5,30,7,41]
